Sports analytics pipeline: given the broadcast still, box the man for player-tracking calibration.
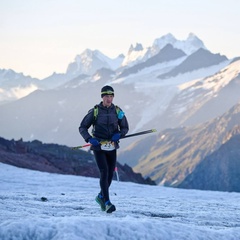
[79,85,129,213]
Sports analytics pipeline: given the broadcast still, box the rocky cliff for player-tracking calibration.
[0,137,155,185]
[179,133,240,192]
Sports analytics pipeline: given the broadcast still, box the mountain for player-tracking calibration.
[92,68,116,82]
[1,33,240,193]
[0,136,155,185]
[40,72,74,89]
[124,102,240,192]
[0,79,148,147]
[117,44,186,78]
[179,132,240,192]
[66,49,124,77]
[158,48,228,79]
[121,33,205,68]
[0,51,124,104]
[0,69,41,104]
[121,43,148,67]
[0,33,212,105]
[0,51,235,149]
[130,58,238,133]
[151,33,206,56]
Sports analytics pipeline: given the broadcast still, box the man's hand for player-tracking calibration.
[111,133,121,142]
[89,138,100,146]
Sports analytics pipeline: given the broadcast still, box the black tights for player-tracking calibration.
[93,150,116,203]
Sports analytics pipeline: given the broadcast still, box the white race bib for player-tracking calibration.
[100,141,115,151]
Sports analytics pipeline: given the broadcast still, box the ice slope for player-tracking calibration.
[0,163,239,240]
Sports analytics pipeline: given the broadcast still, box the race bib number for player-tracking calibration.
[100,141,115,151]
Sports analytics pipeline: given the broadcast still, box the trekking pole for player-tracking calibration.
[120,129,157,139]
[72,129,157,150]
[115,166,120,182]
[71,143,91,150]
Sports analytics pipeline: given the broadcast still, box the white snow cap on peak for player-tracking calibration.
[153,33,177,47]
[66,48,124,76]
[185,32,206,49]
[122,33,206,67]
[122,43,148,67]
[152,33,206,55]
[128,43,144,54]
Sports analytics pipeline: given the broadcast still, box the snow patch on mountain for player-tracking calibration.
[178,60,239,93]
[172,59,240,117]
[113,57,188,85]
[113,59,231,131]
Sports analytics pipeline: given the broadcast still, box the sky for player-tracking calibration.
[0,162,240,240]
[0,0,240,79]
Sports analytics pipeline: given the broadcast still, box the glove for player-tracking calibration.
[111,133,121,142]
[89,138,100,146]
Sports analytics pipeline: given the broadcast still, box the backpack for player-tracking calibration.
[93,104,124,125]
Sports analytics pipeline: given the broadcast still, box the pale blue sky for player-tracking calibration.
[0,0,239,79]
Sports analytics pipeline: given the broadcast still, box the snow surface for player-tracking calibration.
[0,163,239,240]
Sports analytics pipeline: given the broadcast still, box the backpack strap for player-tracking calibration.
[115,105,120,115]
[93,105,98,126]
[115,105,125,120]
[93,104,122,126]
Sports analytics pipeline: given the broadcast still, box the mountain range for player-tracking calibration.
[1,32,240,192]
[0,33,206,103]
[122,102,240,192]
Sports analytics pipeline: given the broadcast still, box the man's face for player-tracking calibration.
[102,95,114,107]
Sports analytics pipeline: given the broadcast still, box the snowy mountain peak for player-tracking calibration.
[187,32,198,40]
[81,48,94,57]
[151,33,206,56]
[0,33,217,104]
[0,68,40,103]
[66,49,123,77]
[121,33,205,68]
[74,49,104,65]
[152,33,177,51]
[0,69,30,82]
[122,43,148,67]
[128,43,144,54]
[65,33,207,76]
[117,53,125,58]
[185,33,206,51]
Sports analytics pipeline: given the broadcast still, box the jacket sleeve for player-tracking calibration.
[118,113,129,137]
[79,108,94,142]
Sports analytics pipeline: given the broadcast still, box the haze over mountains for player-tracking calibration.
[0,33,207,103]
[126,102,240,191]
[1,33,240,192]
